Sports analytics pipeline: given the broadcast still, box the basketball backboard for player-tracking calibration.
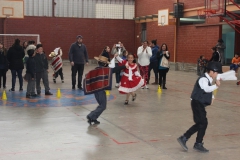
[0,0,24,18]
[205,0,226,17]
[158,9,169,26]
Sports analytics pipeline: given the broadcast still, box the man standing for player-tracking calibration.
[216,39,226,65]
[69,35,89,90]
[148,39,159,85]
[137,40,152,89]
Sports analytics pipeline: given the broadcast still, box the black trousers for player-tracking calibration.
[54,68,64,80]
[184,99,208,143]
[0,69,7,88]
[158,68,169,86]
[71,64,84,88]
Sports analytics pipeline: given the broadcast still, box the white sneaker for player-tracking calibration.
[115,83,119,88]
[145,85,149,89]
[141,86,144,89]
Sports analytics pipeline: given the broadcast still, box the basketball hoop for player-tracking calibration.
[159,22,165,26]
[197,9,206,19]
[5,14,10,18]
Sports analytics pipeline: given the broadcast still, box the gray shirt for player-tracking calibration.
[68,42,89,64]
[111,47,125,63]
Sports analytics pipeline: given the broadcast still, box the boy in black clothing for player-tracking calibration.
[177,61,222,153]
[25,48,37,98]
[34,44,53,95]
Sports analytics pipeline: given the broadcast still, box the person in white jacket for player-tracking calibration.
[137,41,152,89]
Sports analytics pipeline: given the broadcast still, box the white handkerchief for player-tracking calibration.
[54,47,60,55]
[217,70,237,81]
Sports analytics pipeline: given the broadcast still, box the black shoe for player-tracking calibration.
[72,86,76,90]
[19,88,23,91]
[193,143,209,153]
[53,79,56,83]
[162,86,167,89]
[9,88,15,91]
[45,91,53,95]
[93,120,100,124]
[62,80,64,83]
[124,100,129,105]
[78,87,83,90]
[132,94,137,101]
[37,92,41,95]
[87,116,93,125]
[3,86,6,89]
[31,94,37,97]
[177,136,188,151]
[26,95,31,98]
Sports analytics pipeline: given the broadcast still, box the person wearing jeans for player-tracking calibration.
[7,39,25,91]
[111,41,126,88]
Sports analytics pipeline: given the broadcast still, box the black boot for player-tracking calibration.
[162,84,167,89]
[193,142,209,153]
[26,94,31,98]
[177,136,188,151]
[151,78,158,85]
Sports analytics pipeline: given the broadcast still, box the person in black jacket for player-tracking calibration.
[7,39,25,91]
[68,35,89,90]
[100,46,111,62]
[157,43,170,89]
[25,47,37,98]
[34,44,53,95]
[209,47,221,62]
[0,42,8,89]
[177,62,222,153]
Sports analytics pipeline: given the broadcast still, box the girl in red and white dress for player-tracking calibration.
[115,53,144,105]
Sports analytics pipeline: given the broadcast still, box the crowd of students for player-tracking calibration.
[0,39,65,98]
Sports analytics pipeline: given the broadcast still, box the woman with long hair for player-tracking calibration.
[101,46,111,62]
[7,39,25,91]
[157,43,170,89]
[0,42,8,89]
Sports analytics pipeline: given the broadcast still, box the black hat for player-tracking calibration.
[27,49,35,57]
[218,39,223,43]
[76,35,83,39]
[206,61,223,73]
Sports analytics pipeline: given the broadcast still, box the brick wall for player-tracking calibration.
[135,0,221,63]
[135,0,205,17]
[177,24,220,63]
[1,17,135,60]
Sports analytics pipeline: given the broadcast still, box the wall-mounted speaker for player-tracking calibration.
[173,2,184,18]
[234,0,240,4]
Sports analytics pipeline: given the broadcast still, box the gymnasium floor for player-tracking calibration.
[0,64,240,160]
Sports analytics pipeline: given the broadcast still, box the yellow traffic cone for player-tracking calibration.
[157,85,162,93]
[56,88,61,98]
[105,90,110,96]
[2,90,7,100]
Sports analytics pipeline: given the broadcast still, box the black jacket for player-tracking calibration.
[101,51,110,62]
[157,51,170,66]
[209,51,221,62]
[0,48,8,70]
[34,52,49,72]
[26,57,36,78]
[7,45,25,70]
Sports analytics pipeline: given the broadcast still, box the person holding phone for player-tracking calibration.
[111,41,126,88]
